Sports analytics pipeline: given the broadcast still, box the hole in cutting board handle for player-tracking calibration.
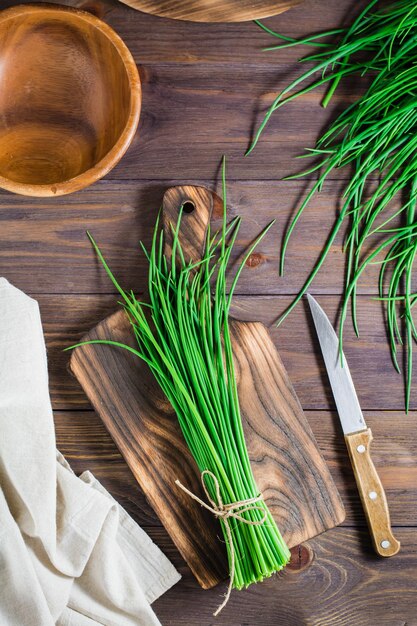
[181,200,195,214]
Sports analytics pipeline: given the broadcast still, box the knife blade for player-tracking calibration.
[307,293,400,557]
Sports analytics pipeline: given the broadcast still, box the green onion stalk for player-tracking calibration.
[68,159,290,612]
[249,0,417,411]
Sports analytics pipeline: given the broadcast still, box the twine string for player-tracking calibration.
[175,470,267,616]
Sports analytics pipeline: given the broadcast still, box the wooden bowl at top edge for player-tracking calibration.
[0,4,141,197]
[118,0,304,23]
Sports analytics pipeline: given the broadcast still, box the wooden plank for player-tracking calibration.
[105,0,360,63]
[0,179,392,296]
[150,526,417,626]
[106,64,363,181]
[0,0,363,64]
[55,409,417,528]
[39,294,413,411]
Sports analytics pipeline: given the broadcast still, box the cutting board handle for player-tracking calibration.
[162,185,215,263]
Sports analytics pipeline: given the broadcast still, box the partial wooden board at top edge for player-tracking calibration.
[69,185,345,589]
[118,0,303,23]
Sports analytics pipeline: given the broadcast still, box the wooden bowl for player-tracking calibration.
[0,4,141,197]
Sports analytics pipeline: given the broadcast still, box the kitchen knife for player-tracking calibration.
[307,293,400,557]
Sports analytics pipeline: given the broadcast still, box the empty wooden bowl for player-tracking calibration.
[0,4,141,197]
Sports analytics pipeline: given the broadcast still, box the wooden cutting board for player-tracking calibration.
[70,185,345,589]
[117,0,303,23]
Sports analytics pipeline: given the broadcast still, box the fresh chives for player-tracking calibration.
[250,0,417,411]
[69,159,290,608]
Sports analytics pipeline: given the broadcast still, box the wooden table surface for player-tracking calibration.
[1,0,416,624]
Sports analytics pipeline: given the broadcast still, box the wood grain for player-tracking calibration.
[162,185,213,262]
[105,0,367,63]
[0,0,413,621]
[69,186,344,588]
[0,0,362,64]
[345,429,400,558]
[0,4,140,196]
[114,64,363,181]
[151,527,417,626]
[40,294,415,412]
[54,409,417,528]
[0,179,399,296]
[118,0,302,23]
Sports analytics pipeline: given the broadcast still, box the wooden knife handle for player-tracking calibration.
[345,428,400,557]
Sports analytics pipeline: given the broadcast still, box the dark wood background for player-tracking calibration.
[1,0,416,623]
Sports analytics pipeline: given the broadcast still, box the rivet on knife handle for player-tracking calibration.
[345,428,400,557]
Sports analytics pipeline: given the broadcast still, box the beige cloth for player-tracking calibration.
[0,278,180,626]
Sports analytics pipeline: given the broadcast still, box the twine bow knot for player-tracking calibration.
[175,470,267,616]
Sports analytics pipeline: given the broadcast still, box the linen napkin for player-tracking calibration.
[0,278,180,626]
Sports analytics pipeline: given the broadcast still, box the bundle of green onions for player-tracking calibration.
[70,163,290,613]
[249,0,417,410]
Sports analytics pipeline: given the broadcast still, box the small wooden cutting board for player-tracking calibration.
[70,185,345,589]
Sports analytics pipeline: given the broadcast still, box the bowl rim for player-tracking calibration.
[0,3,141,197]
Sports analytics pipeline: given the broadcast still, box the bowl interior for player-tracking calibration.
[0,8,132,186]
